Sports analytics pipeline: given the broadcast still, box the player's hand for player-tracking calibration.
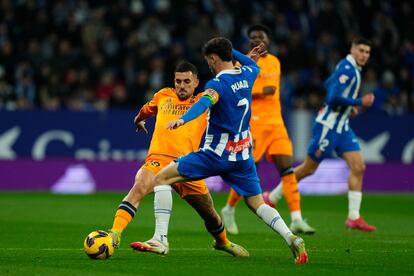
[350,106,359,118]
[361,93,375,107]
[134,116,148,134]
[166,119,184,130]
[247,43,267,62]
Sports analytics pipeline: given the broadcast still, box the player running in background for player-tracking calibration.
[267,37,376,232]
[135,37,308,264]
[109,61,248,257]
[221,24,315,235]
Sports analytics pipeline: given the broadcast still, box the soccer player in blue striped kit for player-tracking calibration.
[266,37,376,232]
[139,37,308,264]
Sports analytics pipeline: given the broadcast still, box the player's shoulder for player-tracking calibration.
[335,59,356,77]
[205,77,221,88]
[264,53,280,63]
[153,87,175,98]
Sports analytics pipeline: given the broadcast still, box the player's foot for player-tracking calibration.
[289,235,308,265]
[262,191,275,208]
[213,240,249,257]
[108,229,121,249]
[345,217,376,232]
[221,208,239,235]
[290,219,316,235]
[130,239,169,255]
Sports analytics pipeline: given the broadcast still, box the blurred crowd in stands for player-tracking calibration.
[1,0,413,115]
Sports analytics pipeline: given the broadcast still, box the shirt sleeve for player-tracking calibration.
[202,79,221,105]
[326,67,362,106]
[180,96,212,124]
[136,92,159,121]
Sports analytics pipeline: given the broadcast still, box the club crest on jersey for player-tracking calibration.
[231,80,249,93]
[339,74,349,84]
[165,97,173,103]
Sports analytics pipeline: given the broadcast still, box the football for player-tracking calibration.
[83,230,114,260]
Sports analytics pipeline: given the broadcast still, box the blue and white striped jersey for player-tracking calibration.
[316,54,363,133]
[202,65,260,161]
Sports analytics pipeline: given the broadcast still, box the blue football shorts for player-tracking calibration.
[175,149,261,197]
[307,122,361,163]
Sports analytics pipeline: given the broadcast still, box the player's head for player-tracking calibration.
[350,37,372,67]
[174,61,199,100]
[202,37,233,75]
[247,24,271,51]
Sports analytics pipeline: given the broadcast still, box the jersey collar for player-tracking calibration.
[346,54,362,71]
[216,67,242,78]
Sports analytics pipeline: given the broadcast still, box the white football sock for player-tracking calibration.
[256,204,293,245]
[222,204,235,213]
[269,182,283,203]
[291,210,303,222]
[348,190,362,220]
[153,185,172,244]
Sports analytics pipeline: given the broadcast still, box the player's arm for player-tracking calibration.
[134,94,159,134]
[167,84,220,130]
[166,96,213,130]
[232,49,258,68]
[327,71,374,107]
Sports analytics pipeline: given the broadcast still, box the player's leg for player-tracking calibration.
[341,151,376,231]
[224,159,308,264]
[244,194,308,264]
[130,161,187,254]
[267,156,319,206]
[268,154,316,234]
[109,166,155,247]
[221,188,241,234]
[184,193,249,257]
[221,126,267,235]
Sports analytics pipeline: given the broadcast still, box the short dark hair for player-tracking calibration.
[247,24,271,37]
[352,37,372,48]
[175,61,198,76]
[202,37,233,62]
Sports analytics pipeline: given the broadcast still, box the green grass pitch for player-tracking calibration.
[0,192,413,275]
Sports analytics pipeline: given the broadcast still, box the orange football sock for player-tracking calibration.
[111,201,137,232]
[281,173,301,212]
[210,223,230,246]
[227,188,242,207]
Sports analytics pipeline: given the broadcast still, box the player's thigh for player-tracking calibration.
[130,157,170,195]
[172,179,209,198]
[336,128,361,159]
[155,161,188,185]
[176,150,226,179]
[251,124,272,162]
[266,125,293,157]
[307,123,337,162]
[222,158,262,197]
[341,151,365,174]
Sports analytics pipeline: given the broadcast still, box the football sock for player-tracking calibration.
[256,204,293,245]
[153,185,172,244]
[208,223,229,247]
[226,188,241,208]
[269,182,283,203]
[281,171,301,213]
[348,190,362,220]
[111,201,137,232]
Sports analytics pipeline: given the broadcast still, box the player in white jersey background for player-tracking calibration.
[268,37,376,232]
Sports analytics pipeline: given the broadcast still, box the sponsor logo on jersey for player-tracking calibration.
[225,137,251,153]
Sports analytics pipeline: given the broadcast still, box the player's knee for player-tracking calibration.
[351,162,366,176]
[154,172,167,185]
[131,179,152,198]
